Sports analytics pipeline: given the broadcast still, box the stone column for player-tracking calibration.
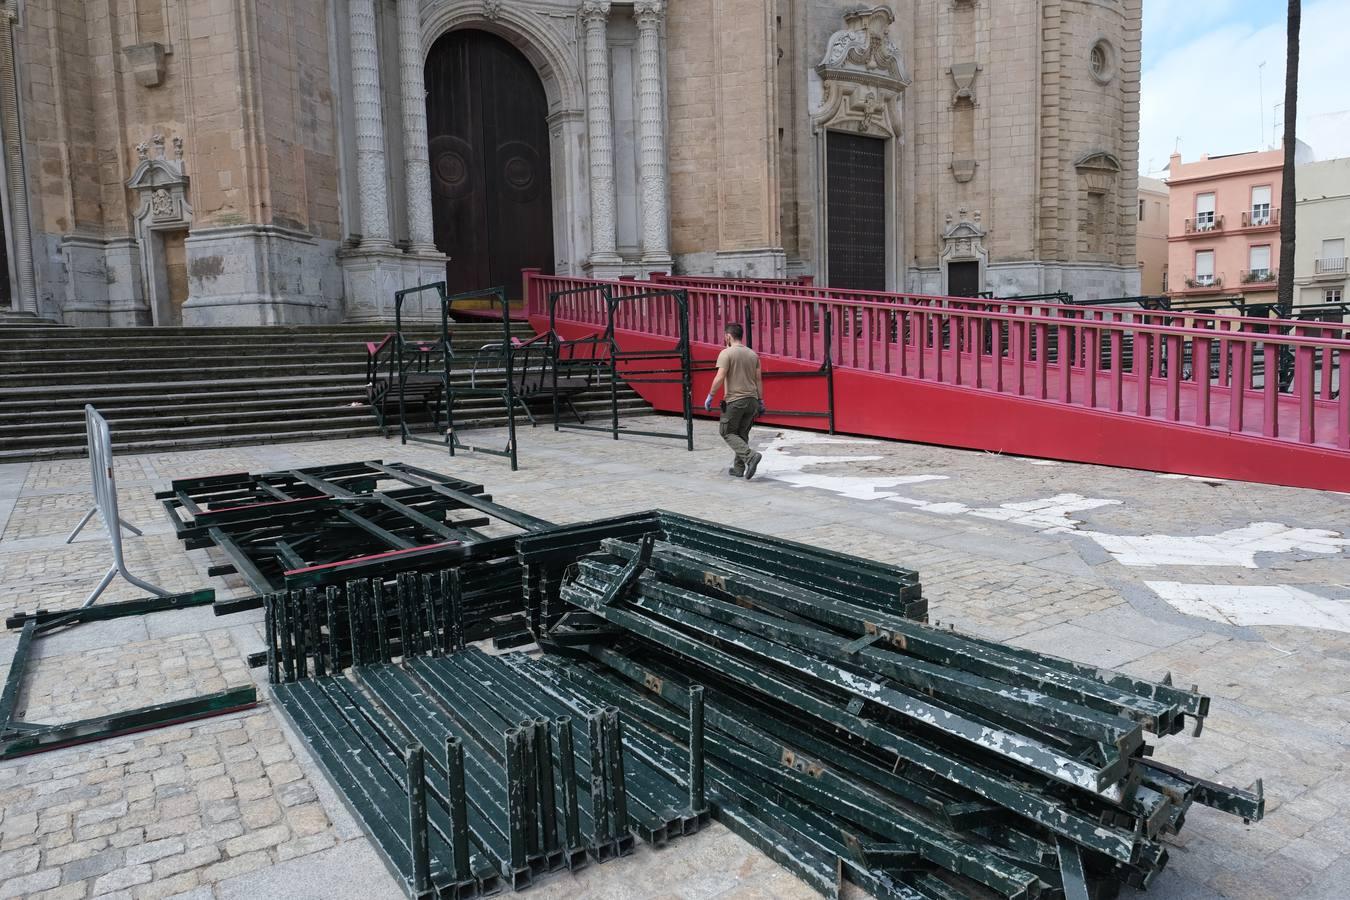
[350,0,392,250]
[634,1,671,269]
[397,0,436,253]
[581,1,621,267]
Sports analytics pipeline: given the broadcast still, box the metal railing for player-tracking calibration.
[1240,269,1277,285]
[67,405,171,607]
[1241,209,1279,228]
[1183,215,1224,234]
[1183,273,1223,290]
[1314,257,1347,276]
[526,272,1350,452]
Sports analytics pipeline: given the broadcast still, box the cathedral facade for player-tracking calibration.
[0,0,1142,325]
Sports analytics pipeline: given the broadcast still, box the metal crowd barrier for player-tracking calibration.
[69,405,170,607]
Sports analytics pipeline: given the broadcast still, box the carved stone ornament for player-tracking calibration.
[950,159,977,183]
[482,0,502,20]
[579,0,611,23]
[123,42,170,88]
[1075,151,1121,196]
[948,62,981,105]
[633,0,664,21]
[942,209,985,256]
[127,134,190,226]
[813,6,910,139]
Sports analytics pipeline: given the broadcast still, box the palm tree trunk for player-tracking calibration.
[1277,0,1300,317]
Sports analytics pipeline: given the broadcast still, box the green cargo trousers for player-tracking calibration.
[719,397,758,472]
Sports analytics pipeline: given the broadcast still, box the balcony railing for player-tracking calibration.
[1183,273,1223,289]
[1241,208,1280,228]
[1183,215,1224,235]
[1314,257,1347,276]
[1240,269,1277,284]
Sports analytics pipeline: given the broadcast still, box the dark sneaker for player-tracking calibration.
[728,467,745,477]
[744,452,763,480]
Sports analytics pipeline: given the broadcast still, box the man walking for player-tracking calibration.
[704,323,765,479]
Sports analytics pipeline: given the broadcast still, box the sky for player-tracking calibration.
[1139,0,1349,176]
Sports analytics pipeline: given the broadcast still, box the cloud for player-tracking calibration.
[1139,0,1349,174]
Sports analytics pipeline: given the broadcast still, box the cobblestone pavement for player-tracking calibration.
[1,415,1347,899]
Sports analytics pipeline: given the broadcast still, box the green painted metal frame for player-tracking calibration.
[548,284,695,449]
[395,282,521,470]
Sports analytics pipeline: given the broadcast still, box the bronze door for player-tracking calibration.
[947,260,980,297]
[826,131,886,291]
[424,30,554,299]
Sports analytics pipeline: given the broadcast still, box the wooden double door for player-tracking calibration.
[425,30,555,299]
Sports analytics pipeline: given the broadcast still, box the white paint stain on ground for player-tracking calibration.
[1146,582,1350,634]
[756,431,1350,568]
[1089,524,1350,568]
[755,431,949,501]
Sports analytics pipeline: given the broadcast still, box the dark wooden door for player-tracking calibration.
[826,131,886,291]
[425,30,554,299]
[947,261,980,297]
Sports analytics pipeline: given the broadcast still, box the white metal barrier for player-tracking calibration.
[66,405,170,607]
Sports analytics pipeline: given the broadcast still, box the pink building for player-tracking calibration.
[1165,147,1288,309]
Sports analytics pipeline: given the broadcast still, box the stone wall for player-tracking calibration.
[14,0,345,324]
[666,0,783,277]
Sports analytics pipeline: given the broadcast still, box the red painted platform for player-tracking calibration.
[524,271,1350,492]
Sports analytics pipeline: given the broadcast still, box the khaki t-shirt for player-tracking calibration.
[717,344,761,403]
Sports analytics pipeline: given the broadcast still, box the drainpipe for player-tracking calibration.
[1,0,38,313]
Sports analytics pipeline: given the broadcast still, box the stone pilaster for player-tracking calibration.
[350,0,392,249]
[581,0,621,270]
[634,0,671,270]
[397,0,436,253]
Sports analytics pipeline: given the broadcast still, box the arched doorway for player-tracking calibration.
[425,30,555,299]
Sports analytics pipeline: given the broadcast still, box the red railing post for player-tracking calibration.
[1057,323,1071,404]
[1296,345,1315,443]
[1195,337,1212,426]
[1339,349,1350,449]
[1230,341,1248,433]
[522,268,542,316]
[1165,335,1182,421]
[1262,343,1279,438]
[1137,332,1152,418]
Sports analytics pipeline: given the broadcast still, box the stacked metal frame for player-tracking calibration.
[555,536,1264,899]
[547,284,695,449]
[158,460,553,619]
[257,503,1262,899]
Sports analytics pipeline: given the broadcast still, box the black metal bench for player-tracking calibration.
[470,333,595,427]
[366,334,449,437]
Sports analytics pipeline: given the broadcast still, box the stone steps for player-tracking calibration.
[0,322,649,461]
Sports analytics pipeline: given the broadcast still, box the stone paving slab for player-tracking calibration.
[1,415,1347,899]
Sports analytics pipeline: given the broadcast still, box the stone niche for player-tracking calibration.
[126,135,192,326]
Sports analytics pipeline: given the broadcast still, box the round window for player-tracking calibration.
[1089,40,1115,84]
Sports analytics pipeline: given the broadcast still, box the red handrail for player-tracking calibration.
[525,271,1350,451]
[631,275,1350,339]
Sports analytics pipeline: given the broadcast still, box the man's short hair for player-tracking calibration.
[724,322,744,341]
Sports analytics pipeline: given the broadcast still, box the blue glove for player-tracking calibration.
[757,400,766,417]
[703,394,714,412]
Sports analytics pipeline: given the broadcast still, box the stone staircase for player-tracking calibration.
[0,323,649,461]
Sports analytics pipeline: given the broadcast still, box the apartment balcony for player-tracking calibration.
[1240,268,1277,285]
[1182,215,1224,236]
[1180,272,1224,293]
[1313,257,1347,279]
[1240,208,1280,229]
